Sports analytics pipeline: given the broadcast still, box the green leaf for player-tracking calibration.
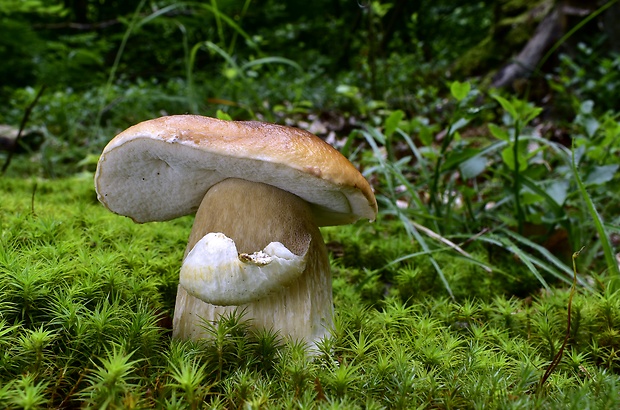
[492,94,518,120]
[488,123,510,141]
[450,118,469,134]
[459,155,487,179]
[384,110,405,139]
[419,127,433,146]
[336,84,360,98]
[223,67,238,79]
[77,154,100,168]
[585,164,619,185]
[215,110,232,121]
[520,177,564,215]
[441,148,480,172]
[546,180,569,207]
[580,100,594,115]
[371,0,393,17]
[501,146,527,172]
[450,81,470,102]
[521,190,544,206]
[522,106,543,125]
[583,117,600,137]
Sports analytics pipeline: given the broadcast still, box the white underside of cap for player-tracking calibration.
[96,137,372,225]
[179,232,307,306]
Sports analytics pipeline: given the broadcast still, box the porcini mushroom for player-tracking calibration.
[95,115,377,347]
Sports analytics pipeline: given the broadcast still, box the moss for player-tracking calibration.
[2,176,620,407]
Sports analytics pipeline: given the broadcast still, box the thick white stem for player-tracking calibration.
[172,178,332,347]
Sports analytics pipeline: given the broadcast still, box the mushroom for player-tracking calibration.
[94,115,377,347]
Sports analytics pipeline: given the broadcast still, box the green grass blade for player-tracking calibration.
[360,126,454,298]
[194,2,257,51]
[479,234,550,290]
[571,145,620,287]
[519,176,565,215]
[241,57,303,72]
[499,229,573,276]
[135,4,185,28]
[499,228,595,290]
[394,207,455,299]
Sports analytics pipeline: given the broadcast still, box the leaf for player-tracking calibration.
[492,94,518,120]
[546,180,570,207]
[336,84,359,98]
[384,110,405,139]
[449,117,469,134]
[441,148,480,171]
[223,67,238,79]
[215,110,232,121]
[521,190,544,206]
[572,144,586,165]
[459,155,487,179]
[77,154,100,168]
[419,127,433,146]
[450,81,470,102]
[521,177,564,215]
[488,123,509,141]
[501,146,527,172]
[522,106,543,125]
[583,117,600,137]
[580,100,594,115]
[585,164,619,185]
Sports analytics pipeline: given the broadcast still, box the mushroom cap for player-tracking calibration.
[95,115,377,226]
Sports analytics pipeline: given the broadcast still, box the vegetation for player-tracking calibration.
[2,177,620,408]
[2,0,620,407]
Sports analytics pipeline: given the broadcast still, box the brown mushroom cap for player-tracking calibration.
[95,115,377,226]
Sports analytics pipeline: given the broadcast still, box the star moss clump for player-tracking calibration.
[1,176,620,408]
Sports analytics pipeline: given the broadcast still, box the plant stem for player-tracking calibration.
[538,247,582,391]
[513,120,525,234]
[430,123,455,228]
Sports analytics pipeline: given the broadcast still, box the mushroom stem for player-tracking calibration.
[172,178,332,347]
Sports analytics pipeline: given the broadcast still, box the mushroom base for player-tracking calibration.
[172,178,332,348]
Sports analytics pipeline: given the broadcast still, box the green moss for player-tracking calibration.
[1,176,620,408]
